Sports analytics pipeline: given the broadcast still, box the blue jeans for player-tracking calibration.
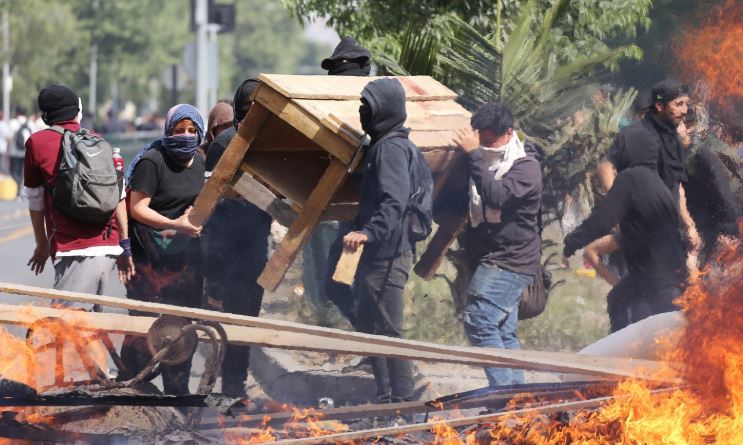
[463,263,533,387]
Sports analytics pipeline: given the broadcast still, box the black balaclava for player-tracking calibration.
[38,84,79,125]
[359,78,407,142]
[233,78,260,128]
[322,36,371,77]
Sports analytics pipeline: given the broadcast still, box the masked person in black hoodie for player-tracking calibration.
[453,102,542,387]
[343,78,428,403]
[303,37,372,330]
[202,79,272,396]
[564,133,688,330]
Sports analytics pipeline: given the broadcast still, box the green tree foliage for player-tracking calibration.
[2,0,328,116]
[1,0,189,114]
[219,0,328,96]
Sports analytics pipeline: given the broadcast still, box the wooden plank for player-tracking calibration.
[295,100,469,121]
[409,130,460,150]
[254,86,354,165]
[332,246,363,286]
[243,151,330,206]
[259,74,457,101]
[230,171,297,228]
[257,158,350,291]
[414,216,467,280]
[0,304,506,367]
[262,396,618,445]
[189,101,271,226]
[250,115,324,152]
[0,282,673,381]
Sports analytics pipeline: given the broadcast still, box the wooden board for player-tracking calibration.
[332,246,363,286]
[0,304,505,366]
[254,85,355,165]
[0,282,674,381]
[257,158,350,291]
[259,74,457,101]
[230,171,297,228]
[189,101,272,226]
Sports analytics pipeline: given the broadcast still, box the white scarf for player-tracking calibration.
[469,133,526,227]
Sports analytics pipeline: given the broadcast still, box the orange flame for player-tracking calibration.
[675,0,743,140]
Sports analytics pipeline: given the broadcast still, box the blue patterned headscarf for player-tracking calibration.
[126,104,205,181]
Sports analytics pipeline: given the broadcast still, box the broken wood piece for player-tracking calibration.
[230,171,297,227]
[332,245,363,285]
[0,282,673,381]
[414,215,467,279]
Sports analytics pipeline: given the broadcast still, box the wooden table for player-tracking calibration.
[190,74,471,291]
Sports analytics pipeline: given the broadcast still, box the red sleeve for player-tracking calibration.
[23,137,44,188]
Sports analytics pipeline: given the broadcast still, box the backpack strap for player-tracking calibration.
[48,125,66,135]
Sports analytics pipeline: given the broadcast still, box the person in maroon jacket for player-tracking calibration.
[23,85,133,310]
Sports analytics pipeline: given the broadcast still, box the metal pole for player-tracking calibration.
[2,10,10,124]
[195,0,208,118]
[88,0,99,121]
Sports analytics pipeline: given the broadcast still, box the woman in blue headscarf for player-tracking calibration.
[120,104,206,395]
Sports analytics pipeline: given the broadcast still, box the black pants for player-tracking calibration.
[355,251,414,402]
[121,244,203,395]
[204,251,265,396]
[607,273,682,333]
[323,221,359,329]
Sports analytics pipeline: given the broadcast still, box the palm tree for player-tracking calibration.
[375,0,642,311]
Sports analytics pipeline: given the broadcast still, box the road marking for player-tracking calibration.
[0,225,33,244]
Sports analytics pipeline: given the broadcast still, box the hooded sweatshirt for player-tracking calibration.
[356,78,414,259]
[564,147,687,287]
[609,112,687,199]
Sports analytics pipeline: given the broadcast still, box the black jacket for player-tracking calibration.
[356,78,415,259]
[685,142,741,257]
[564,165,687,287]
[463,141,543,276]
[609,113,687,198]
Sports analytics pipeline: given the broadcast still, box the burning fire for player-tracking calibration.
[430,238,743,444]
[0,306,109,391]
[225,406,350,443]
[675,0,743,136]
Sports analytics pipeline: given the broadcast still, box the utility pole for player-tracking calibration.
[195,0,208,118]
[2,10,10,124]
[88,0,99,122]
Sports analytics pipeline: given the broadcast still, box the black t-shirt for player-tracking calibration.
[205,126,235,172]
[129,147,206,220]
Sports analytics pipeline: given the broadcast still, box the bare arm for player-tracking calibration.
[596,159,616,194]
[678,184,701,252]
[27,209,49,275]
[114,199,135,283]
[129,190,201,237]
[583,234,621,286]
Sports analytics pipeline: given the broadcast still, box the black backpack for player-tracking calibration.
[518,204,552,320]
[46,126,122,224]
[14,121,31,151]
[406,144,434,243]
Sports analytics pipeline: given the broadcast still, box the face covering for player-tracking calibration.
[359,99,373,134]
[162,134,199,164]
